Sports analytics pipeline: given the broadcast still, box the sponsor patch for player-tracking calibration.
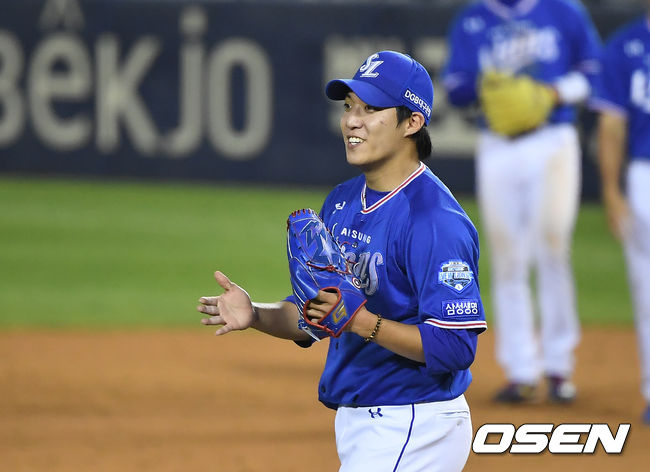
[403,89,431,118]
[442,299,480,318]
[438,260,474,292]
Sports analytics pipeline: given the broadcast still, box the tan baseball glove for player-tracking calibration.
[479,71,557,137]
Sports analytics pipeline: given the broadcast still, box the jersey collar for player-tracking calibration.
[483,0,538,19]
[360,162,427,214]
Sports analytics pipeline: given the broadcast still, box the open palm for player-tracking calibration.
[197,271,256,335]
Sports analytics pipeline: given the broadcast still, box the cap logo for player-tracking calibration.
[359,53,384,78]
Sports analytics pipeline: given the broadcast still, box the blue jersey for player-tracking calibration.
[298,163,487,409]
[443,0,601,124]
[592,17,650,162]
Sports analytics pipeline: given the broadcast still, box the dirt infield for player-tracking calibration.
[1,328,648,471]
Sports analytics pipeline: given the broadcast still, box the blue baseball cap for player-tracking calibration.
[325,50,434,125]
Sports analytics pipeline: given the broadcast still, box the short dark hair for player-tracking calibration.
[396,106,432,160]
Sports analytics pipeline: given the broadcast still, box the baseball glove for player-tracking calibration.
[479,71,556,137]
[287,208,366,340]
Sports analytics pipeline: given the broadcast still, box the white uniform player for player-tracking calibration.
[592,7,650,424]
[443,0,601,403]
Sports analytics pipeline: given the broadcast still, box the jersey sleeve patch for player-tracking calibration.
[438,260,474,292]
[423,298,487,332]
[442,299,480,318]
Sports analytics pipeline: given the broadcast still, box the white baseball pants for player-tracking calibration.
[477,124,581,384]
[623,159,650,402]
[335,395,471,472]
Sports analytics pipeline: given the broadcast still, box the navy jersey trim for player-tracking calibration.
[392,403,416,472]
[425,318,488,331]
[360,162,427,214]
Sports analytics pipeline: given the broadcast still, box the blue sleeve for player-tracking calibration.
[402,203,486,374]
[564,0,602,82]
[594,34,629,111]
[442,8,480,107]
[445,81,478,108]
[418,324,478,375]
[403,204,487,333]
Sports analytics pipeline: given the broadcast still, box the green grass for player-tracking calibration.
[568,203,632,324]
[0,176,632,328]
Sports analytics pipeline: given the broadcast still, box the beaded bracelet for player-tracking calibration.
[364,314,383,343]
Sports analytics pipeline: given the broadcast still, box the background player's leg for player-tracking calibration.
[534,125,581,402]
[623,161,650,422]
[477,134,539,393]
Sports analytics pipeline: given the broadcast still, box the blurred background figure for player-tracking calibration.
[593,0,650,424]
[442,0,602,404]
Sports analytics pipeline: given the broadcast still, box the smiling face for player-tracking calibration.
[340,92,410,172]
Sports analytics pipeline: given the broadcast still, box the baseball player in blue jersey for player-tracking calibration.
[198,50,487,470]
[443,0,601,403]
[592,4,650,425]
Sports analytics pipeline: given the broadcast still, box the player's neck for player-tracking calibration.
[363,154,421,192]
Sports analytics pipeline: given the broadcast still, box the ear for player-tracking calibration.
[403,112,425,138]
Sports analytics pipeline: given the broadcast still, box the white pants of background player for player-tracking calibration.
[477,124,581,385]
[335,395,471,472]
[624,160,650,404]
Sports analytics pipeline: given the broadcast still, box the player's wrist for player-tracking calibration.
[363,314,383,343]
[249,303,266,329]
[347,307,379,339]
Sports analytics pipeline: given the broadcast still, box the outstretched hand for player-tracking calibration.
[197,271,256,336]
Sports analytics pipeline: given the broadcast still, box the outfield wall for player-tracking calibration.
[0,0,641,196]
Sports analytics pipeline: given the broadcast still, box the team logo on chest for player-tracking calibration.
[438,260,474,292]
[335,226,381,296]
[479,24,560,72]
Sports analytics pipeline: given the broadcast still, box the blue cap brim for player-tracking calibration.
[325,79,397,108]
